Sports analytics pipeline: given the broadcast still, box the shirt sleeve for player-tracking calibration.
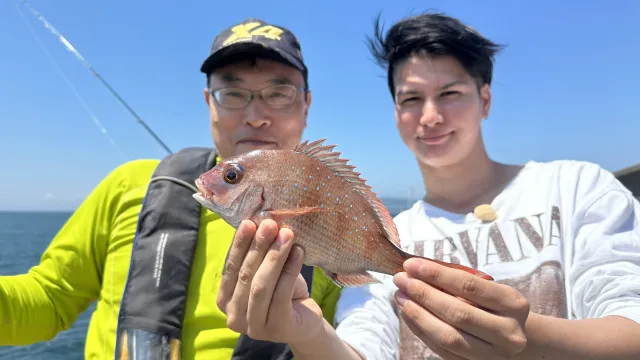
[568,169,640,324]
[334,273,399,360]
[0,162,133,345]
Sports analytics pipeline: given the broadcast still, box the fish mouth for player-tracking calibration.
[195,177,214,199]
[193,177,220,211]
[191,185,253,229]
[192,187,222,214]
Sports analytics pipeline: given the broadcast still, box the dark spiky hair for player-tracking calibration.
[367,11,505,98]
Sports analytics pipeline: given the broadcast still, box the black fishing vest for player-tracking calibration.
[113,147,314,360]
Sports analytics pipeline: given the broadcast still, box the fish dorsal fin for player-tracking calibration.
[294,139,401,247]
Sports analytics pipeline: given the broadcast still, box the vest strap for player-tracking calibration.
[114,147,215,359]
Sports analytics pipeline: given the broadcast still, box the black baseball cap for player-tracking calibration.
[200,18,308,80]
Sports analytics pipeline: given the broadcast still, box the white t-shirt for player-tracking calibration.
[334,160,640,360]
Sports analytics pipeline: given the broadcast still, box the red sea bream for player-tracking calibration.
[193,139,493,286]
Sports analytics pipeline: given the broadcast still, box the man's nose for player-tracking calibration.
[419,100,444,127]
[244,99,272,128]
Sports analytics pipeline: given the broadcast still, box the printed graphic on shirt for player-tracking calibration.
[398,206,566,359]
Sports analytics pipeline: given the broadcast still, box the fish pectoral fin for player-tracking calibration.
[266,207,333,222]
[322,269,381,287]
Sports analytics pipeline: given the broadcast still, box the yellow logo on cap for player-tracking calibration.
[222,22,284,47]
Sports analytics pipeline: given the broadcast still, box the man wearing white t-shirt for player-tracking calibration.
[335,12,640,360]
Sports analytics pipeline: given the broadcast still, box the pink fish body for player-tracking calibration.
[193,139,493,287]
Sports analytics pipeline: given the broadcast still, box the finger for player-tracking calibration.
[395,290,497,360]
[268,240,305,324]
[247,227,295,333]
[404,258,529,314]
[277,246,322,333]
[225,219,279,331]
[291,270,310,300]
[217,220,256,313]
[394,272,521,349]
[400,313,465,360]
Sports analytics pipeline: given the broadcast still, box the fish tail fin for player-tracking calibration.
[428,259,493,281]
[420,256,494,280]
[392,247,494,281]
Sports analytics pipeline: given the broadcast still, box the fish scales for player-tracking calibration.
[257,150,398,275]
[193,139,494,287]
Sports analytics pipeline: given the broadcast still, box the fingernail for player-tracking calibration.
[287,246,303,262]
[395,291,409,306]
[277,230,293,246]
[404,258,422,274]
[393,272,409,288]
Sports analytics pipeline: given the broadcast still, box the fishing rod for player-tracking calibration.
[17,0,174,156]
[16,1,128,161]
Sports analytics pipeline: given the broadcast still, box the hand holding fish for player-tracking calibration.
[393,258,530,359]
[216,219,325,345]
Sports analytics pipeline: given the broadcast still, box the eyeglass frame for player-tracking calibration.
[207,84,307,110]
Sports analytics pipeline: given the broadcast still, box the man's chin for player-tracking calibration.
[235,141,278,154]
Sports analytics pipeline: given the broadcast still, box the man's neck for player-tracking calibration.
[419,143,516,214]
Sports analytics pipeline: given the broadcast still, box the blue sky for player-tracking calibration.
[1,0,638,211]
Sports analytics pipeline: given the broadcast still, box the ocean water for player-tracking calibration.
[0,211,93,359]
[0,200,412,359]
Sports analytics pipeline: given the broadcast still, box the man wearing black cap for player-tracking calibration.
[0,18,343,360]
[200,18,312,159]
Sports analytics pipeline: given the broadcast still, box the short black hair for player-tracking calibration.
[367,11,505,98]
[205,54,309,92]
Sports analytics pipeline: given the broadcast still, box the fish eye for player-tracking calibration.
[223,163,244,184]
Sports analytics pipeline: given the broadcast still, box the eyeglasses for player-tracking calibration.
[208,84,305,109]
